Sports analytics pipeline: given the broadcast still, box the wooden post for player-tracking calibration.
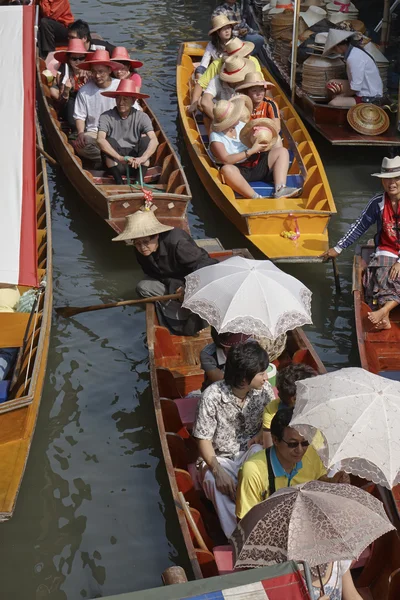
[290,0,301,105]
[381,0,391,49]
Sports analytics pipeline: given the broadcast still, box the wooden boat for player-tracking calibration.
[36,57,191,236]
[177,41,336,262]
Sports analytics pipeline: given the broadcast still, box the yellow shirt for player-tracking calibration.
[198,56,263,89]
[263,398,282,430]
[236,446,326,519]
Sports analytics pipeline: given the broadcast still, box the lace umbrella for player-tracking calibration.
[182,256,312,338]
[290,368,400,488]
[231,481,394,569]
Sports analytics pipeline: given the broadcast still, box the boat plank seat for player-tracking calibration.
[91,165,162,185]
[167,432,191,470]
[160,396,199,434]
[174,468,206,517]
[195,549,219,578]
[156,365,204,397]
[0,313,30,348]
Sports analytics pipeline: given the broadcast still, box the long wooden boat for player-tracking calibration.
[177,41,336,262]
[36,57,191,236]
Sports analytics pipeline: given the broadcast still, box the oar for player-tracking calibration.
[56,292,180,318]
[36,144,58,166]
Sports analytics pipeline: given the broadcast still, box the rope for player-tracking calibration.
[124,161,167,194]
[24,288,43,391]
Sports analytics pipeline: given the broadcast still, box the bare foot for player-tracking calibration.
[373,318,391,331]
[368,307,389,325]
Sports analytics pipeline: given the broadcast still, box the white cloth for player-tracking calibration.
[204,76,236,101]
[198,41,224,71]
[200,444,263,538]
[73,79,119,132]
[346,47,383,98]
[309,561,352,600]
[209,121,248,162]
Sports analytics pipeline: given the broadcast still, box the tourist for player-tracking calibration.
[111,47,143,89]
[195,15,238,78]
[236,408,326,519]
[51,38,91,130]
[72,50,122,163]
[38,0,74,58]
[193,341,275,537]
[209,95,302,199]
[200,330,251,391]
[112,208,218,335]
[67,19,115,54]
[322,156,400,330]
[236,71,280,131]
[323,29,383,107]
[212,0,265,56]
[97,79,157,185]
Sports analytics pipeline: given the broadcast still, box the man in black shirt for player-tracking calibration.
[113,207,218,334]
[67,20,116,55]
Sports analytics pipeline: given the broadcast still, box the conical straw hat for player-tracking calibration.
[322,28,354,55]
[112,208,173,241]
[347,104,390,137]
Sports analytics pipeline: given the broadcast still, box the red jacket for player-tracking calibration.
[40,0,74,26]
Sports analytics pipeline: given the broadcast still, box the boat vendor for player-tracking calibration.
[97,79,158,185]
[112,207,218,335]
[323,29,383,108]
[209,95,302,200]
[212,0,265,56]
[193,340,275,537]
[72,50,122,163]
[322,156,400,331]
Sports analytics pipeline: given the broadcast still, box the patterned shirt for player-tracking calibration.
[212,2,254,36]
[193,380,275,459]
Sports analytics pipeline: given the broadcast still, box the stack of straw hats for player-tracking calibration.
[302,54,346,98]
[271,9,294,41]
[326,0,358,21]
[274,29,293,68]
[364,41,389,92]
[347,104,389,136]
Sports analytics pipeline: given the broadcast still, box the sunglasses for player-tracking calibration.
[69,56,86,61]
[281,439,309,449]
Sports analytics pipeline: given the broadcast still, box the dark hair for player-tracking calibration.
[270,408,294,441]
[68,20,92,42]
[224,341,269,388]
[210,27,233,54]
[277,363,317,405]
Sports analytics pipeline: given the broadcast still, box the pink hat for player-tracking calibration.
[53,38,90,64]
[101,78,150,99]
[111,47,143,69]
[77,49,123,71]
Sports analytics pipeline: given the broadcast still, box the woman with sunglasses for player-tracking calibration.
[51,38,91,130]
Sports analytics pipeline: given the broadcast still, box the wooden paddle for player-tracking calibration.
[36,144,58,166]
[56,292,181,318]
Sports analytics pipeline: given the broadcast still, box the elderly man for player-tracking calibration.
[38,0,74,58]
[193,341,275,537]
[72,50,122,163]
[112,208,218,334]
[97,80,157,185]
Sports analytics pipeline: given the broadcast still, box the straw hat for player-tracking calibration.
[53,38,90,64]
[235,71,275,91]
[219,56,256,83]
[101,78,150,99]
[224,37,254,58]
[299,6,326,27]
[347,104,389,137]
[239,118,279,150]
[301,0,325,7]
[322,28,354,55]
[77,49,123,71]
[208,14,239,35]
[305,31,328,52]
[112,208,173,241]
[328,11,351,24]
[111,47,143,69]
[372,157,400,179]
[211,95,253,132]
[270,1,294,15]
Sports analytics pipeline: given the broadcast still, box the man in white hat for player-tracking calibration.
[323,29,383,107]
[322,156,400,330]
[113,208,218,335]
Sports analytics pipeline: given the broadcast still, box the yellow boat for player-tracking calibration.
[176,42,336,261]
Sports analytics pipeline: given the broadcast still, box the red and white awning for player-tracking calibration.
[0,6,37,287]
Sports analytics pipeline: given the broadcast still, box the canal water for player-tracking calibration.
[0,1,391,598]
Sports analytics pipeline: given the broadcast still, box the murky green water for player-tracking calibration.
[0,1,392,598]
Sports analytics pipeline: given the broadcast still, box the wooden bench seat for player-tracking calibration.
[0,313,30,348]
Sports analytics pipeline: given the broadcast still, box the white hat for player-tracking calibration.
[328,11,352,24]
[326,0,357,13]
[371,157,400,179]
[112,208,173,241]
[322,28,354,55]
[300,6,327,27]
[363,41,389,64]
[269,1,294,15]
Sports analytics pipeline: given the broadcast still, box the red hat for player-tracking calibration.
[53,38,90,64]
[111,47,143,69]
[77,49,123,71]
[101,78,150,99]
[218,332,252,347]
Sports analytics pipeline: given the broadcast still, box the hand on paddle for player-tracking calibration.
[213,464,236,501]
[326,81,343,95]
[389,262,400,280]
[320,247,339,262]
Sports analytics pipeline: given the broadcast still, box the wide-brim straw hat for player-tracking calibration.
[53,38,90,64]
[101,78,150,99]
[112,208,173,241]
[211,95,253,132]
[208,14,240,35]
[77,49,123,71]
[111,46,143,69]
[347,104,390,137]
[220,56,256,83]
[372,156,400,179]
[240,118,279,151]
[300,6,327,27]
[322,28,354,55]
[224,37,255,58]
[235,71,275,90]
